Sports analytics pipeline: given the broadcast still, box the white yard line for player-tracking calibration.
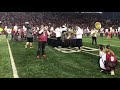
[7,39,19,78]
[81,50,99,56]
[46,46,60,58]
[97,43,120,48]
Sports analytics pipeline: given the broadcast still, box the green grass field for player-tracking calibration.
[0,35,120,78]
[0,35,13,78]
[8,35,120,78]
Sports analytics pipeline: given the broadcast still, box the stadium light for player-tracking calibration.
[81,12,102,14]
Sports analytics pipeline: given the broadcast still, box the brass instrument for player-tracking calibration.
[95,22,101,30]
[0,28,3,32]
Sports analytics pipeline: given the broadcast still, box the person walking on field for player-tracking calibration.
[24,22,34,48]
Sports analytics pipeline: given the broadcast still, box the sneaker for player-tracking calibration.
[25,45,27,48]
[110,70,115,75]
[43,55,46,58]
[100,70,104,72]
[30,46,34,48]
[37,55,40,59]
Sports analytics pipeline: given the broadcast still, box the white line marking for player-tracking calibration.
[81,50,99,56]
[98,43,120,48]
[7,39,19,78]
[46,46,60,58]
[82,49,99,51]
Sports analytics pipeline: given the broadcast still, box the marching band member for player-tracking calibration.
[4,26,8,38]
[105,28,108,37]
[91,28,98,45]
[107,29,112,39]
[115,29,118,37]
[50,26,56,38]
[75,26,83,50]
[86,27,90,36]
[118,27,120,39]
[20,26,24,41]
[100,28,104,37]
[54,25,62,47]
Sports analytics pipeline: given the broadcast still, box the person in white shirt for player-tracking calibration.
[54,26,62,47]
[75,26,83,50]
[14,24,18,32]
[105,28,108,37]
[99,45,106,72]
[4,26,8,38]
[61,25,67,32]
[91,28,98,45]
[118,27,120,39]
[50,26,56,38]
[115,29,118,37]
[86,27,90,36]
[110,27,113,39]
[100,28,104,37]
[50,26,54,32]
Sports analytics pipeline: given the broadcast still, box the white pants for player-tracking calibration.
[99,58,106,70]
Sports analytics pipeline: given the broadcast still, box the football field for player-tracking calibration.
[0,35,13,78]
[0,35,120,78]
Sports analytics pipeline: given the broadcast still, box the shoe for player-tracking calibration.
[25,45,27,48]
[30,46,34,48]
[43,55,46,58]
[100,70,104,72]
[37,55,40,59]
[110,70,115,75]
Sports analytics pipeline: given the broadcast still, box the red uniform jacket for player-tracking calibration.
[38,31,48,42]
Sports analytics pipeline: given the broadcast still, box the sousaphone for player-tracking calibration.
[95,22,101,30]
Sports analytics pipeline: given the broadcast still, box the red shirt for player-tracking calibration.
[108,32,112,36]
[21,29,24,34]
[106,51,117,62]
[38,31,48,42]
[11,30,15,35]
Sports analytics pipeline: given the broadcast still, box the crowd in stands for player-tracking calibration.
[0,12,120,43]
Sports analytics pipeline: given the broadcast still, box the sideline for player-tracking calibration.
[7,39,19,78]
